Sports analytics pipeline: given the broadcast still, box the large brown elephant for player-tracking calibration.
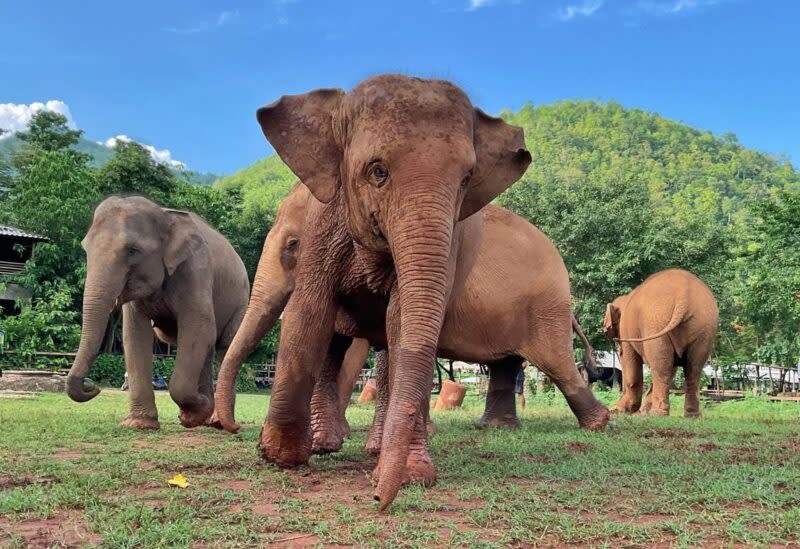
[212,185,602,451]
[254,74,608,509]
[66,196,250,430]
[603,268,718,417]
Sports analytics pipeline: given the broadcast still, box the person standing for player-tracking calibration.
[515,360,528,410]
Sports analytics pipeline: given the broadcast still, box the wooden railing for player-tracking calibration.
[0,261,25,276]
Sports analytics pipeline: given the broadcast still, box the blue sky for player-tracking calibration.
[1,0,798,175]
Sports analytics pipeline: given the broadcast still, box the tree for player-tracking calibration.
[738,189,800,374]
[98,140,177,202]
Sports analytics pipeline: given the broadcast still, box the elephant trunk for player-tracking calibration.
[67,264,123,403]
[374,187,455,510]
[214,271,290,434]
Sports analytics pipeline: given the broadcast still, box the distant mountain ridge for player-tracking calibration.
[0,134,218,186]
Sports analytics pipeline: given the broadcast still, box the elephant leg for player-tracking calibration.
[683,341,711,418]
[638,342,675,416]
[171,310,217,428]
[335,338,371,440]
[475,357,521,429]
[206,348,227,428]
[524,323,609,431]
[611,345,644,414]
[311,334,352,454]
[121,303,159,430]
[365,349,389,456]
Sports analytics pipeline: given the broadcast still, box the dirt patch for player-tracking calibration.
[132,431,217,451]
[0,475,58,489]
[0,512,101,548]
[726,447,760,465]
[266,533,320,548]
[220,479,252,491]
[567,442,593,452]
[252,503,279,516]
[696,442,719,452]
[52,448,84,461]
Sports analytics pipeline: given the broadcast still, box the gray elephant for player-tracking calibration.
[66,196,250,429]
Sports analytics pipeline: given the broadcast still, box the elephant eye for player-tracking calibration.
[285,238,299,251]
[127,246,139,257]
[366,161,389,188]
[460,171,473,189]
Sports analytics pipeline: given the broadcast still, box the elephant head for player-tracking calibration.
[603,295,630,343]
[213,183,311,431]
[257,74,531,507]
[67,196,203,403]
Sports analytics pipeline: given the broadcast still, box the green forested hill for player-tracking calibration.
[212,154,296,214]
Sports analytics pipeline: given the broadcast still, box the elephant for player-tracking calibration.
[212,184,603,451]
[66,196,250,430]
[253,74,609,509]
[603,268,718,417]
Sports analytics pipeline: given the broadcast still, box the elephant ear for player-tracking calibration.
[460,109,531,220]
[256,88,345,204]
[163,210,205,276]
[603,303,620,339]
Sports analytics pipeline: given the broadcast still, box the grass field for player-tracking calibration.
[1,389,799,548]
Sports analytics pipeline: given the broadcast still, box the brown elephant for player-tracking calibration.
[66,196,250,430]
[212,184,603,452]
[253,74,608,509]
[603,268,718,417]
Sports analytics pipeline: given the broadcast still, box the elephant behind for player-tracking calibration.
[67,196,250,430]
[603,268,718,417]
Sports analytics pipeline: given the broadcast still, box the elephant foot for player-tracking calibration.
[205,409,238,431]
[610,400,641,415]
[311,429,344,455]
[121,415,160,430]
[637,407,669,417]
[684,410,701,419]
[371,446,437,488]
[474,414,521,430]
[578,406,611,431]
[178,405,214,429]
[258,422,311,468]
[338,415,351,439]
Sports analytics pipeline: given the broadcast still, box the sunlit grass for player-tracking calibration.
[1,389,799,547]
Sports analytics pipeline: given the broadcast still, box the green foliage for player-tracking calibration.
[98,140,177,202]
[499,100,800,363]
[0,282,80,365]
[91,354,126,386]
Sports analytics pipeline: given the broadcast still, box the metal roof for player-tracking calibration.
[0,225,48,241]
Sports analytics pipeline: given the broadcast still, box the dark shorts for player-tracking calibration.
[514,365,526,395]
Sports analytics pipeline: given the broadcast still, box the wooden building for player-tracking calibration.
[0,224,48,315]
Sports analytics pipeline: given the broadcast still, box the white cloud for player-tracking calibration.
[0,100,76,138]
[636,0,720,15]
[467,0,494,10]
[102,135,186,169]
[557,0,604,20]
[166,10,239,34]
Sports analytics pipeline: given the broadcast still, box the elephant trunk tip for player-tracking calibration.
[66,375,101,403]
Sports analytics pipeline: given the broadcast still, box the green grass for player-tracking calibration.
[1,389,799,548]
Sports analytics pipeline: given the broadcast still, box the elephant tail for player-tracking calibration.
[614,297,688,343]
[571,314,600,377]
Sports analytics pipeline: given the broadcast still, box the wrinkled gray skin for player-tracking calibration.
[66,196,250,430]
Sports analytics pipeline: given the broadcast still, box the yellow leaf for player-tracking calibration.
[167,473,189,488]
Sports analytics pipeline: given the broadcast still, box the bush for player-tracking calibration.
[91,354,126,386]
